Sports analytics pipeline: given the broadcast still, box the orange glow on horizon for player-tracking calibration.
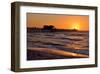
[27,13,89,31]
[71,24,80,30]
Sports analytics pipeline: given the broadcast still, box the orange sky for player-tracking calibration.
[27,13,89,31]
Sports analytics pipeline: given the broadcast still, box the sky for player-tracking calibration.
[27,13,89,31]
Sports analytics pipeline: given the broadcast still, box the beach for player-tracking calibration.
[27,30,89,60]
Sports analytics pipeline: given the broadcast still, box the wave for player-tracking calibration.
[27,31,89,59]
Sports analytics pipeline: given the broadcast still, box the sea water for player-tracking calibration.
[27,31,89,60]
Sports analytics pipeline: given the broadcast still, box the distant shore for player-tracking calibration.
[27,27,88,33]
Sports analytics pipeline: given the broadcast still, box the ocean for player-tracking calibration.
[27,31,89,60]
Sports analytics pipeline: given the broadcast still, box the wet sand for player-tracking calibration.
[27,47,89,60]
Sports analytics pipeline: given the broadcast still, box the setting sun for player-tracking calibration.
[72,24,80,30]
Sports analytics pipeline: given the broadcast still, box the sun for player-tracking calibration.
[72,24,80,30]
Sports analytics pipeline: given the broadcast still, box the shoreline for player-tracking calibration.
[27,47,89,60]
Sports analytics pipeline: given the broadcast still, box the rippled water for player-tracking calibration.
[27,31,89,56]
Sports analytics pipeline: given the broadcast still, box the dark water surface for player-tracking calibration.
[27,31,89,60]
